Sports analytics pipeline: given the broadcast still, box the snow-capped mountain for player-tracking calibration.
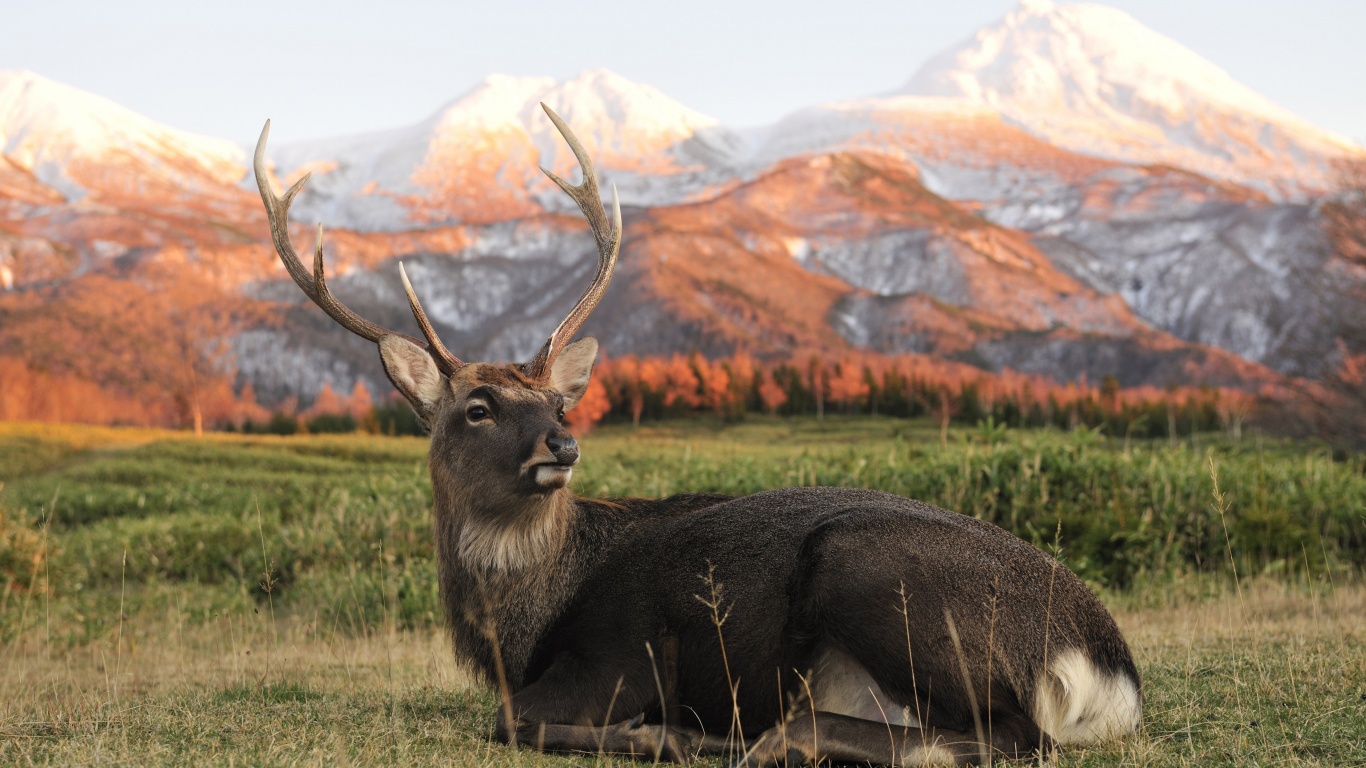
[0,69,247,204]
[899,0,1361,198]
[4,2,1365,413]
[0,70,263,286]
[748,93,1117,208]
[238,151,1274,405]
[270,69,744,231]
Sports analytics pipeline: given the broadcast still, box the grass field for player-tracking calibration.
[1,418,1363,766]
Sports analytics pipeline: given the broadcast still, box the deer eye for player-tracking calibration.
[466,404,491,423]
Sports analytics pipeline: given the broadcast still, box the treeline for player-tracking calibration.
[231,400,424,438]
[1,311,1259,437]
[591,353,1254,439]
[0,264,268,435]
[220,352,1256,440]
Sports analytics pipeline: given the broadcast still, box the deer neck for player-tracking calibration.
[433,469,576,577]
[431,474,581,688]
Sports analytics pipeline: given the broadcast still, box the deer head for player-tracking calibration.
[254,106,620,544]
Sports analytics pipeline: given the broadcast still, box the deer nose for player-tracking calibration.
[546,434,579,465]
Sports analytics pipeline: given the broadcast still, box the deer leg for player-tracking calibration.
[496,636,735,763]
[730,711,1013,767]
[510,716,730,763]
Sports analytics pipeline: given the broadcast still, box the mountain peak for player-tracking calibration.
[268,68,732,230]
[908,2,1280,119]
[2,69,147,155]
[901,1,1360,196]
[0,69,245,200]
[426,68,718,139]
[540,68,721,141]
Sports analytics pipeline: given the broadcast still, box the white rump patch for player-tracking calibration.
[1032,648,1141,745]
[809,645,920,728]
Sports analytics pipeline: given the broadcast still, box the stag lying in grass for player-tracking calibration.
[254,106,1141,766]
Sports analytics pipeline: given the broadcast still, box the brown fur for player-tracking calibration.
[371,336,1140,767]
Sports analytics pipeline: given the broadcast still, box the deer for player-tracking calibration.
[253,106,1142,766]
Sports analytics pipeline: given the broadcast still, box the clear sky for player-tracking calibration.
[3,0,1364,147]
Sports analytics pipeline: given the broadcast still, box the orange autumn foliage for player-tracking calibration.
[565,377,610,434]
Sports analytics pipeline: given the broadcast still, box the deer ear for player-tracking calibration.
[379,335,446,418]
[549,337,598,410]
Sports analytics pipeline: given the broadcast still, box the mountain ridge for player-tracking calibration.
[898,0,1361,197]
[266,69,743,230]
[1,3,1362,417]
[0,69,247,203]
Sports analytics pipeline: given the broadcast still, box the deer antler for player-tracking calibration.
[253,120,463,375]
[523,103,622,379]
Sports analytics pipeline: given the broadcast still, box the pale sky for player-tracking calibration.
[3,0,1364,147]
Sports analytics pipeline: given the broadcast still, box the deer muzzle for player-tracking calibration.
[529,432,578,490]
[546,435,579,466]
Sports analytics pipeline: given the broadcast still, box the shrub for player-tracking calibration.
[266,412,299,435]
[0,501,49,595]
[306,413,357,434]
[365,402,424,436]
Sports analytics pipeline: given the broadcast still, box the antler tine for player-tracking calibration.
[254,120,462,374]
[399,262,463,373]
[524,104,623,379]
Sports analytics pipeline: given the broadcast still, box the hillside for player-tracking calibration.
[1,3,1363,426]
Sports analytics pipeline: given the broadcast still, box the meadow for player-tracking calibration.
[0,417,1363,766]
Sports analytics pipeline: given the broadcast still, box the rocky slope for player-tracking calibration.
[3,3,1364,410]
[236,150,1277,404]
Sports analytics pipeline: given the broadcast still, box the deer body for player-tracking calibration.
[255,107,1141,766]
[443,480,1139,762]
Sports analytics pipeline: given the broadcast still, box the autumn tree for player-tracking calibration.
[692,353,733,416]
[661,355,702,411]
[756,368,788,415]
[306,383,347,419]
[566,378,611,433]
[345,381,376,420]
[721,353,759,418]
[826,358,871,414]
[150,263,270,435]
[1100,374,1121,413]
[638,357,671,419]
[609,356,648,426]
[935,387,960,446]
[0,264,262,431]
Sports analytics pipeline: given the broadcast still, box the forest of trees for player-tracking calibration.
[1,345,1254,441]
[0,244,1329,444]
[0,262,267,433]
[587,352,1250,440]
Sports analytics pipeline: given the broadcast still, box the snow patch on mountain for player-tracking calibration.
[0,69,246,201]
[899,0,1363,198]
[997,165,1355,377]
[269,69,743,231]
[742,92,1122,218]
[750,96,993,164]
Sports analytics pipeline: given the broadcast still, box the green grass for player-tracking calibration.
[1,417,1363,766]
